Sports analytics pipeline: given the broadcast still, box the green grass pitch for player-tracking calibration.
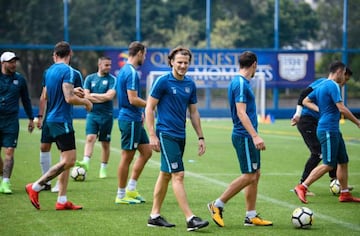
[1,119,359,235]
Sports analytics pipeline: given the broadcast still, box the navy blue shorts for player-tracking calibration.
[0,116,19,148]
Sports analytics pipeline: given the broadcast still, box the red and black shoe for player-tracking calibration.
[339,192,360,203]
[25,183,40,210]
[294,184,308,204]
[56,201,83,210]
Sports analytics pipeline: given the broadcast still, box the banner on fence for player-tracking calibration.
[107,49,314,89]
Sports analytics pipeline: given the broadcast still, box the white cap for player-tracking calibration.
[1,52,19,62]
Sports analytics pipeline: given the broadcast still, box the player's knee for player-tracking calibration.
[86,134,97,143]
[5,148,15,156]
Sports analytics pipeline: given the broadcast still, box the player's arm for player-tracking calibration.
[236,102,265,150]
[37,87,47,129]
[63,82,92,111]
[145,96,160,152]
[128,90,146,108]
[302,96,319,113]
[188,104,206,156]
[297,87,313,106]
[20,77,34,133]
[291,87,314,126]
[336,102,360,128]
[86,89,116,103]
[39,87,47,116]
[74,87,85,98]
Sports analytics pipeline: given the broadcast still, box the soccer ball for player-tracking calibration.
[71,166,86,181]
[330,179,341,195]
[291,207,313,229]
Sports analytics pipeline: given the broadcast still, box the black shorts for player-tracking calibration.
[55,132,76,152]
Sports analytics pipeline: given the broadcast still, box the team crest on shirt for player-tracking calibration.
[171,87,176,94]
[13,80,18,85]
[171,162,178,169]
[102,80,108,85]
[278,53,308,81]
[91,81,96,87]
[185,87,190,93]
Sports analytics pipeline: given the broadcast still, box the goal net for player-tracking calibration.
[146,71,266,119]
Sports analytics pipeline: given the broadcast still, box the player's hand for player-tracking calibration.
[28,119,34,133]
[198,139,206,156]
[253,135,266,151]
[149,135,160,152]
[84,93,92,100]
[36,117,43,129]
[74,87,85,98]
[291,115,300,126]
[84,100,93,111]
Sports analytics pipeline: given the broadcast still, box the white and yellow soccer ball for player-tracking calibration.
[71,166,87,181]
[291,207,313,229]
[329,179,341,195]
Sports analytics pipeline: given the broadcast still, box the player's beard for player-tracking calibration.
[173,67,187,79]
[138,58,144,66]
[4,64,16,74]
[101,69,110,75]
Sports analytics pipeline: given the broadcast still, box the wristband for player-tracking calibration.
[37,115,43,118]
[294,105,303,117]
[198,137,204,140]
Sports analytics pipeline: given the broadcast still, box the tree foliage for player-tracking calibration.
[0,0,359,100]
[316,0,360,86]
[69,0,133,46]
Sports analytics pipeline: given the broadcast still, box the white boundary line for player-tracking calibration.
[85,140,360,232]
[22,127,360,230]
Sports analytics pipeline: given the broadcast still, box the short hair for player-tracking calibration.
[54,41,71,58]
[167,46,192,67]
[238,51,257,68]
[345,67,353,76]
[98,56,111,63]
[329,61,345,74]
[128,41,145,57]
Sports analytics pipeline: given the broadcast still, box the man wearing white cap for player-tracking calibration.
[0,51,34,194]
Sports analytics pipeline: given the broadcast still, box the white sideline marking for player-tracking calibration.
[185,170,360,231]
[81,139,360,231]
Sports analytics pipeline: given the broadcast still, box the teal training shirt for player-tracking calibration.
[117,63,143,122]
[45,63,75,123]
[149,72,197,139]
[0,71,33,119]
[228,75,257,137]
[72,67,84,88]
[301,78,327,119]
[308,79,342,132]
[42,66,83,119]
[84,72,116,116]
